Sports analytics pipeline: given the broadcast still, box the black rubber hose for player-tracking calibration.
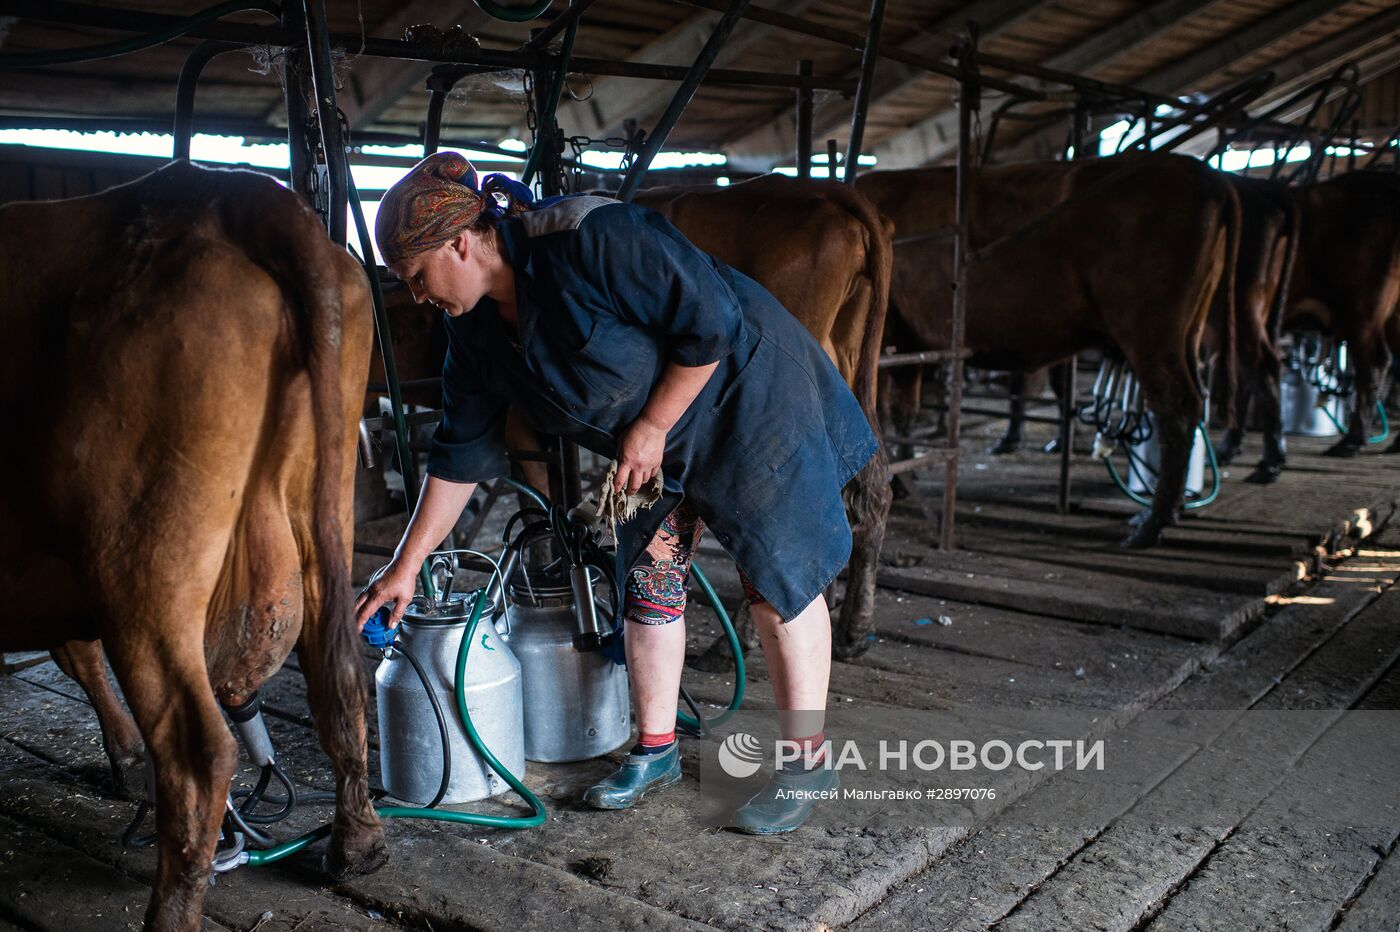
[393,640,453,809]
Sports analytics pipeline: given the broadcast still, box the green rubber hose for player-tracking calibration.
[243,589,546,866]
[677,563,746,732]
[1321,399,1390,444]
[1104,421,1220,511]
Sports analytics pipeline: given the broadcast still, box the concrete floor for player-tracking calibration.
[1,414,1398,931]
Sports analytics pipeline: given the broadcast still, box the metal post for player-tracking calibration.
[423,87,446,154]
[280,4,313,202]
[796,59,812,179]
[1056,355,1076,514]
[528,26,583,509]
[1054,101,1087,514]
[826,138,838,180]
[173,40,240,160]
[302,0,348,244]
[843,0,886,185]
[616,0,752,201]
[942,38,976,552]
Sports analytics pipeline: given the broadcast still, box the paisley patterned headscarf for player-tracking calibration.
[375,151,534,264]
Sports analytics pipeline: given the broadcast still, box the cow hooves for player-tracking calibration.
[1244,462,1283,484]
[1323,440,1362,458]
[988,437,1021,456]
[1213,446,1239,467]
[324,834,390,881]
[110,752,147,801]
[1127,508,1152,529]
[832,636,872,661]
[1119,523,1164,549]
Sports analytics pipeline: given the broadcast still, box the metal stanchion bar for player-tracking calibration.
[672,0,1040,98]
[302,0,347,244]
[890,449,957,476]
[796,59,813,179]
[173,39,242,160]
[1057,356,1076,514]
[523,0,599,49]
[617,0,752,201]
[941,37,975,553]
[878,348,972,367]
[843,0,886,185]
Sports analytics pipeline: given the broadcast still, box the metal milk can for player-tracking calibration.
[375,592,526,804]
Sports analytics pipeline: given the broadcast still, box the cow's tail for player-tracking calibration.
[210,168,363,715]
[824,184,894,530]
[1215,178,1242,431]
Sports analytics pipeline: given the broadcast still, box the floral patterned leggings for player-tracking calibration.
[624,502,764,625]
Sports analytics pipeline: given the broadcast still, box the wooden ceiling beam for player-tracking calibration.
[869,0,1228,168]
[722,0,1046,169]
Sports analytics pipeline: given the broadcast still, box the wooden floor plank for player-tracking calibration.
[0,811,231,932]
[1333,838,1400,932]
[849,548,1400,931]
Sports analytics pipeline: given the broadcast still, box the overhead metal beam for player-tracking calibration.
[337,1,499,130]
[553,0,816,142]
[877,0,1351,167]
[723,0,1045,169]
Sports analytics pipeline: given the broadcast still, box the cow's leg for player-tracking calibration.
[1246,347,1288,482]
[990,371,1026,455]
[51,639,144,799]
[833,449,893,659]
[102,620,236,932]
[1214,375,1249,467]
[888,365,923,499]
[1120,353,1198,549]
[1326,337,1380,457]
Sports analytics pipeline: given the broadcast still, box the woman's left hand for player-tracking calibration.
[615,417,667,493]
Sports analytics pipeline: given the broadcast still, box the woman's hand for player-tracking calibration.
[614,416,667,493]
[355,560,420,631]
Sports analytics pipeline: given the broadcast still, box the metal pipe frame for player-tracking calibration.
[0,0,853,91]
[796,59,813,178]
[173,39,244,160]
[843,0,886,185]
[617,0,753,201]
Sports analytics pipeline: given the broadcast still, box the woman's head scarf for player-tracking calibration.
[375,151,534,264]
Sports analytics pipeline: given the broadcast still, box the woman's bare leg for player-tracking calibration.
[625,617,686,735]
[752,595,831,747]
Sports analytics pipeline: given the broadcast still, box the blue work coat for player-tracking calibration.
[425,195,878,620]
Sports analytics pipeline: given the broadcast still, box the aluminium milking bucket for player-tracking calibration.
[1128,411,1206,498]
[1280,366,1345,437]
[507,576,631,763]
[375,592,526,804]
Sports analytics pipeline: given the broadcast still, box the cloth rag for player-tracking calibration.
[595,461,665,529]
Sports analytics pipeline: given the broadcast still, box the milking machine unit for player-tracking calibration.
[1281,334,1390,443]
[1076,356,1220,510]
[120,480,744,874]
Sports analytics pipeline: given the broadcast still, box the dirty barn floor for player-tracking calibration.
[1,416,1398,931]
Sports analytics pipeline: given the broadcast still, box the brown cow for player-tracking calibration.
[1282,170,1400,456]
[857,152,1239,548]
[0,161,382,931]
[1210,173,1300,483]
